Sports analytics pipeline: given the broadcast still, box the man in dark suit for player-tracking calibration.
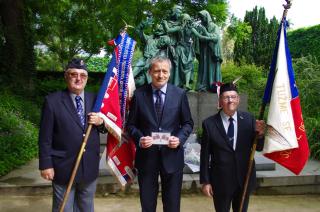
[200,83,265,212]
[127,56,193,212]
[38,58,106,212]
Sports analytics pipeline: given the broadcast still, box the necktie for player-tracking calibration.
[155,89,163,121]
[227,117,234,148]
[75,96,85,128]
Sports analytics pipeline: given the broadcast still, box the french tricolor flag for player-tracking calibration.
[262,19,309,175]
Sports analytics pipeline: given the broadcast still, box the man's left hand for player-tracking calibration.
[168,136,180,149]
[88,112,104,126]
[256,120,266,137]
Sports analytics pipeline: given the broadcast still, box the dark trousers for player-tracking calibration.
[52,179,97,212]
[138,169,183,212]
[213,187,250,212]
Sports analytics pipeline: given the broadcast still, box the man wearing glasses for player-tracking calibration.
[200,82,265,212]
[38,58,106,212]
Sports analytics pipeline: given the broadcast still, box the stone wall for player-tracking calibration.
[187,92,248,131]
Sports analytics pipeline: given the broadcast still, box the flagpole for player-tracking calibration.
[238,1,292,211]
[59,124,93,212]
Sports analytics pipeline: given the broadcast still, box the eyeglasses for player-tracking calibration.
[68,72,88,79]
[221,95,238,102]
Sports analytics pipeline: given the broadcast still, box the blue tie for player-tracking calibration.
[75,96,85,128]
[155,90,163,121]
[227,117,234,148]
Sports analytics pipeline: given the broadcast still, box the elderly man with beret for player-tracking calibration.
[200,82,265,212]
[38,58,106,212]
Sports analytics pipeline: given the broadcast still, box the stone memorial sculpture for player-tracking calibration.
[133,7,223,92]
[194,10,223,92]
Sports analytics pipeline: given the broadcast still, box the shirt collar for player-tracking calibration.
[220,110,237,122]
[151,83,167,95]
[69,91,85,101]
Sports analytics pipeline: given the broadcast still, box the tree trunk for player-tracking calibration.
[0,0,35,92]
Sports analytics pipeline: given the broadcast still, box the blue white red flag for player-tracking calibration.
[262,19,309,175]
[93,32,136,186]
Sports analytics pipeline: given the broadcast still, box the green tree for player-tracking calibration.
[287,25,320,61]
[292,55,320,160]
[29,0,228,70]
[30,0,117,67]
[225,15,252,62]
[232,6,279,68]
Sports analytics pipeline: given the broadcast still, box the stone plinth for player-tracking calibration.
[186,92,248,131]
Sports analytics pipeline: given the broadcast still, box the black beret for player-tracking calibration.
[65,58,88,71]
[220,82,238,94]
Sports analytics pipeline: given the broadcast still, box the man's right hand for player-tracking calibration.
[202,183,213,198]
[140,136,153,148]
[40,168,54,181]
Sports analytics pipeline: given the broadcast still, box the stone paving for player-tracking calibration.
[1,194,320,212]
[0,152,320,196]
[0,152,320,211]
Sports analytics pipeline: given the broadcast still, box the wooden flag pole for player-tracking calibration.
[238,104,266,212]
[59,124,93,212]
[238,1,292,211]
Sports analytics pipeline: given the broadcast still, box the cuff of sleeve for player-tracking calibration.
[39,157,53,170]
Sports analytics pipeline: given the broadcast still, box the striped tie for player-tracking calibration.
[227,117,234,148]
[75,96,85,128]
[155,89,163,121]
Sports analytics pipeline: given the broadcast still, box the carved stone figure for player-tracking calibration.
[162,13,196,90]
[132,7,223,92]
[194,10,223,92]
[133,20,170,87]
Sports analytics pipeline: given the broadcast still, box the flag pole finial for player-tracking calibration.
[121,19,134,33]
[282,0,293,21]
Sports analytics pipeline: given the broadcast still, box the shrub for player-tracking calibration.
[86,56,111,72]
[292,55,320,160]
[222,62,267,117]
[0,92,41,126]
[0,94,39,176]
[222,57,320,160]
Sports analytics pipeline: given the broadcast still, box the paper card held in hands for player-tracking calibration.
[151,132,170,145]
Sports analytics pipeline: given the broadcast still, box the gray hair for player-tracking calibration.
[149,55,172,70]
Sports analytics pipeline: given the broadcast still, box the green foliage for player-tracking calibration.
[227,15,252,42]
[0,93,41,126]
[27,0,228,70]
[35,48,62,71]
[232,6,279,68]
[202,1,228,26]
[222,62,266,117]
[0,93,39,176]
[222,56,320,160]
[86,57,111,72]
[30,0,114,66]
[36,77,66,99]
[223,15,252,62]
[292,55,320,160]
[287,25,320,61]
[304,118,320,160]
[35,76,101,101]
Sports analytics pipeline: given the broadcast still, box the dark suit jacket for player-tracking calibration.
[38,90,103,185]
[200,110,264,195]
[126,83,193,174]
